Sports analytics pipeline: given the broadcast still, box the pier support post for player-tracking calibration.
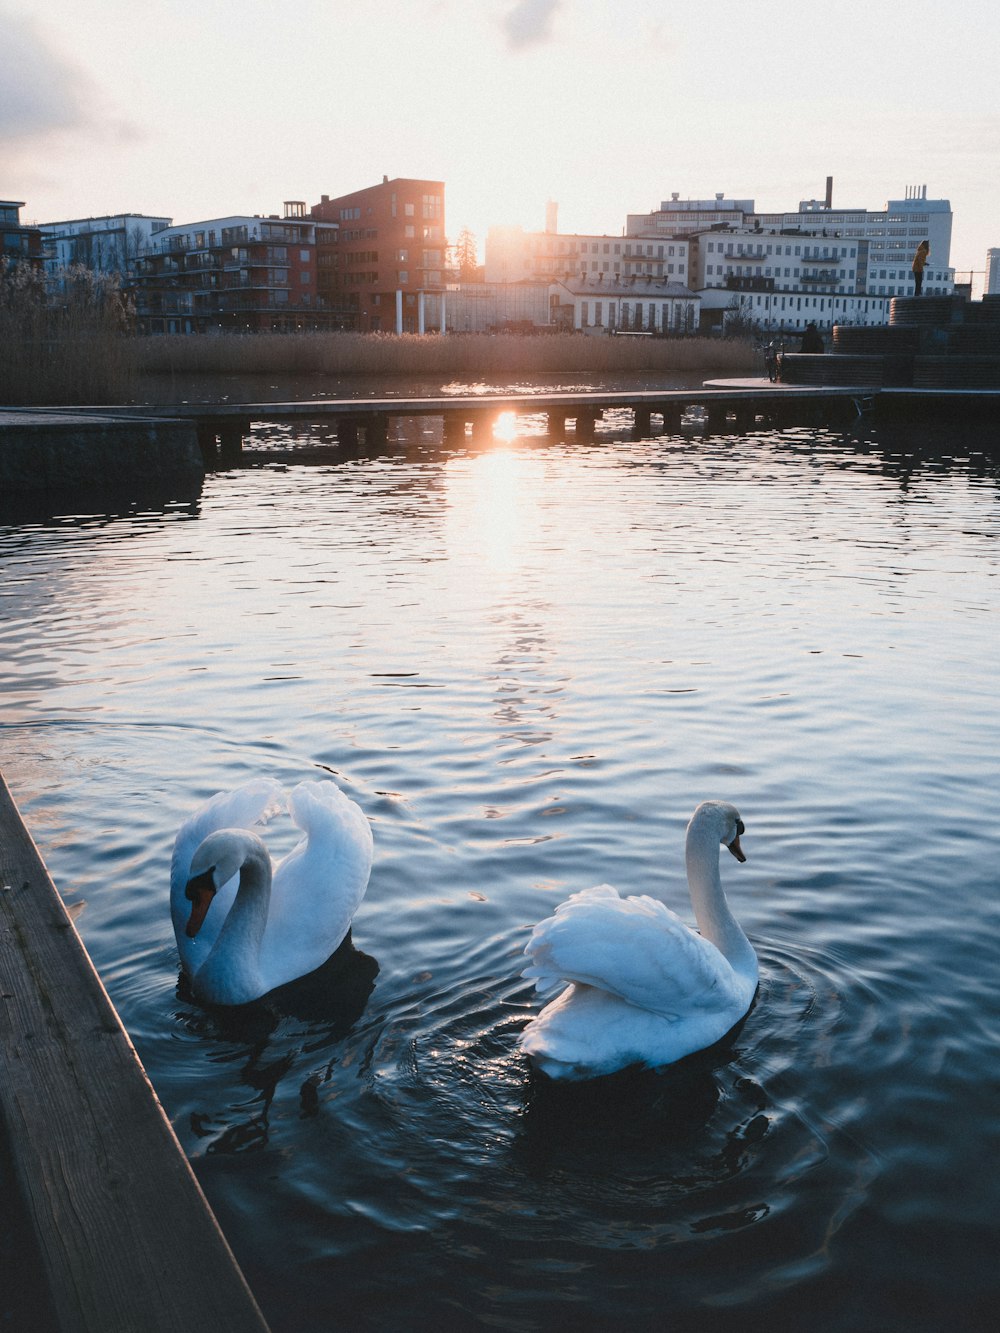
[660,403,683,434]
[363,415,388,448]
[734,404,756,433]
[706,403,729,434]
[218,421,245,465]
[574,410,597,442]
[632,406,652,439]
[338,418,359,448]
[546,410,567,437]
[470,413,493,443]
[443,415,466,444]
[196,423,219,465]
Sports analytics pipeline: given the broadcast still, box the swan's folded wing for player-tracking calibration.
[522,885,735,1020]
[265,780,374,969]
[169,778,285,899]
[284,779,374,881]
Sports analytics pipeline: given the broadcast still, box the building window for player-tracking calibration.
[398,270,408,283]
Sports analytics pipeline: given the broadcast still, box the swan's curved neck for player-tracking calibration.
[685,822,757,980]
[195,839,271,1004]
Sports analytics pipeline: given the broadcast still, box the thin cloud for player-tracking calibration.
[0,11,93,138]
[500,0,564,51]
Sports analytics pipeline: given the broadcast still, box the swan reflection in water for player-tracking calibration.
[175,935,380,1152]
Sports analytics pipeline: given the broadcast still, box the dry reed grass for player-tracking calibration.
[2,288,754,404]
[134,330,755,379]
[0,263,137,405]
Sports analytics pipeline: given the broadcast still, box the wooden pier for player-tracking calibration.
[0,773,271,1333]
[4,382,997,490]
[83,385,866,463]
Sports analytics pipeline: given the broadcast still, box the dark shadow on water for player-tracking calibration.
[174,931,379,1040]
[174,936,379,1152]
[0,477,203,528]
[515,1014,757,1180]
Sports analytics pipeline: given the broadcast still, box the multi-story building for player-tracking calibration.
[131,203,325,334]
[485,225,691,287]
[986,249,1000,296]
[310,177,446,333]
[37,214,172,280]
[627,182,955,332]
[1,200,44,272]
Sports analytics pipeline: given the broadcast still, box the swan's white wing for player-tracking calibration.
[261,779,373,987]
[522,884,736,1020]
[170,778,284,968]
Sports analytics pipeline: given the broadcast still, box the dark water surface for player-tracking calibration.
[2,402,998,1331]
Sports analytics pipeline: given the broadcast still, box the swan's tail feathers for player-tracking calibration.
[170,778,285,892]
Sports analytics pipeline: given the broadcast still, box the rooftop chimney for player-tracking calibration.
[825,176,833,208]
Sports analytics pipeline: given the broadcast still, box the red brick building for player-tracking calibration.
[311,177,446,333]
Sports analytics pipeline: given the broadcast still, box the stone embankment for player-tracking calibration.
[779,295,1000,390]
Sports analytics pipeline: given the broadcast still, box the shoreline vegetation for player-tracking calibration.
[4,330,756,407]
[1,266,755,405]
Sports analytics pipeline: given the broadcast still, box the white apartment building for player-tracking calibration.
[627,183,954,331]
[38,213,172,278]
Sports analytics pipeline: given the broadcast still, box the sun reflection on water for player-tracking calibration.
[446,445,542,578]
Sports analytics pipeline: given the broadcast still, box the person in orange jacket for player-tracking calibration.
[911,239,930,296]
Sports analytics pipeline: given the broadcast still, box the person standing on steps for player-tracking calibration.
[800,322,824,353]
[912,239,930,296]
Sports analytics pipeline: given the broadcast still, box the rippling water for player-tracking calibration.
[2,402,999,1331]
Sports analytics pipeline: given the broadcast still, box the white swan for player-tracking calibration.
[170,778,373,1006]
[520,801,756,1080]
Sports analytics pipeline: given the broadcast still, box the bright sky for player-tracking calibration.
[2,0,998,276]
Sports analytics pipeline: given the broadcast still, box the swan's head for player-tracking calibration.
[689,801,747,863]
[184,829,263,939]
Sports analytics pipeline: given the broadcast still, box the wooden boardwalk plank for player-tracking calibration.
[0,773,270,1333]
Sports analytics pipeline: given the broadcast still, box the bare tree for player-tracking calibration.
[452,227,479,281]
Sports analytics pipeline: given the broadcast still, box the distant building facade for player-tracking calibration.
[627,182,955,332]
[37,214,172,279]
[986,248,1000,296]
[311,177,446,333]
[485,226,691,286]
[1,200,44,272]
[550,276,699,334]
[131,203,324,334]
[443,281,551,333]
